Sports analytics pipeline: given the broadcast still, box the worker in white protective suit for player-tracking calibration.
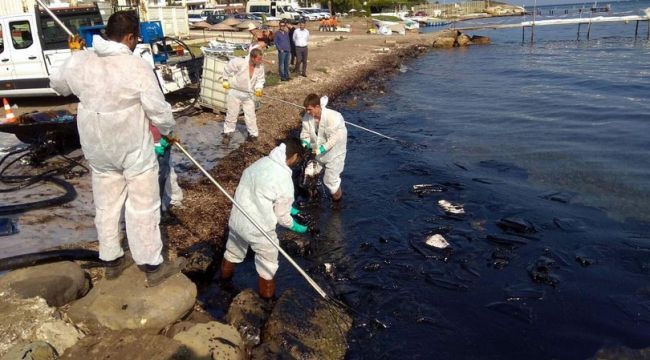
[221,48,265,145]
[220,138,309,300]
[300,94,348,202]
[49,11,183,287]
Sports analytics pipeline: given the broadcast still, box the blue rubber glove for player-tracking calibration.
[301,140,311,150]
[290,220,308,234]
[290,207,300,216]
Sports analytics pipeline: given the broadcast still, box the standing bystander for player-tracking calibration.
[292,20,310,77]
[274,21,291,81]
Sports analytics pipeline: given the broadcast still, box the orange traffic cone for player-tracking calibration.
[3,98,16,124]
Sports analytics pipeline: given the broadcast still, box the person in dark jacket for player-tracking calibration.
[274,20,291,81]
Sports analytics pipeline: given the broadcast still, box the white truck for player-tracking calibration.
[0,4,103,97]
[246,1,301,23]
[0,4,200,98]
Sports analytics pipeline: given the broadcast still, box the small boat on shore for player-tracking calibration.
[372,19,406,35]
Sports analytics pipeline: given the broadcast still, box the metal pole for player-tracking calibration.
[35,0,74,37]
[230,86,401,142]
[173,141,329,300]
[587,8,595,41]
[531,0,536,44]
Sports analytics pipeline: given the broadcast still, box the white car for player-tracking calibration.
[318,10,332,19]
[188,13,205,24]
[297,9,319,21]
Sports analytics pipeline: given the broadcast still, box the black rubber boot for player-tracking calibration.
[143,257,186,287]
[222,133,231,145]
[104,252,134,280]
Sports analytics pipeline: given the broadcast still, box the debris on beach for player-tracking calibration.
[438,199,465,215]
[411,183,445,196]
[425,234,450,249]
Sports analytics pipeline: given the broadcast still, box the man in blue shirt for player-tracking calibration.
[274,20,291,81]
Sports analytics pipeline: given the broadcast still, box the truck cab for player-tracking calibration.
[0,4,103,97]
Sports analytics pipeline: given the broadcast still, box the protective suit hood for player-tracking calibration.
[92,35,132,57]
[320,96,328,109]
[268,144,292,175]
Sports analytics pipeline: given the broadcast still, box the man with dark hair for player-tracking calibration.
[292,20,309,77]
[50,11,183,287]
[288,22,297,67]
[274,20,291,81]
[222,48,266,144]
[220,138,309,300]
[300,94,347,201]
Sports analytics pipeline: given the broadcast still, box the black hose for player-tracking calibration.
[0,175,77,215]
[0,146,84,214]
[0,249,100,271]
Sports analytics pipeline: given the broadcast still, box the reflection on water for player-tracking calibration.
[271,4,650,358]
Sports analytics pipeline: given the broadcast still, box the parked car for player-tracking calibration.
[250,12,280,21]
[206,14,227,25]
[234,13,262,21]
[297,9,319,21]
[188,13,204,24]
[414,11,428,16]
[314,9,331,19]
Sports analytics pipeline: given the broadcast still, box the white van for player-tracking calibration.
[0,4,103,97]
[246,1,301,23]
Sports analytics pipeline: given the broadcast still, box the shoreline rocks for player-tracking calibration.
[67,265,196,333]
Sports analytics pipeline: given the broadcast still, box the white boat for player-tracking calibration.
[372,18,406,35]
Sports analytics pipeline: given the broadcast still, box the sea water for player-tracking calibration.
[268,2,650,359]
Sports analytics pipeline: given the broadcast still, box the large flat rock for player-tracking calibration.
[0,261,89,307]
[67,265,196,333]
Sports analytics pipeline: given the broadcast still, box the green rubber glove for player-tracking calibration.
[154,143,165,156]
[290,220,308,234]
[301,140,311,149]
[159,137,170,148]
[318,145,327,155]
[290,207,300,216]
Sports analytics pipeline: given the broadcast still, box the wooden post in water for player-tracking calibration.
[635,20,639,40]
[522,26,525,43]
[587,20,592,40]
[577,23,581,40]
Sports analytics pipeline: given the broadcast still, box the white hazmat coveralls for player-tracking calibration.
[224,144,295,280]
[223,56,265,137]
[50,36,175,266]
[300,96,347,194]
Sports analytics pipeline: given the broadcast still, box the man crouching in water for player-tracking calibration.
[300,94,348,202]
[219,138,310,300]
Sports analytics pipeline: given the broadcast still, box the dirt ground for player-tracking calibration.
[2,17,450,260]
